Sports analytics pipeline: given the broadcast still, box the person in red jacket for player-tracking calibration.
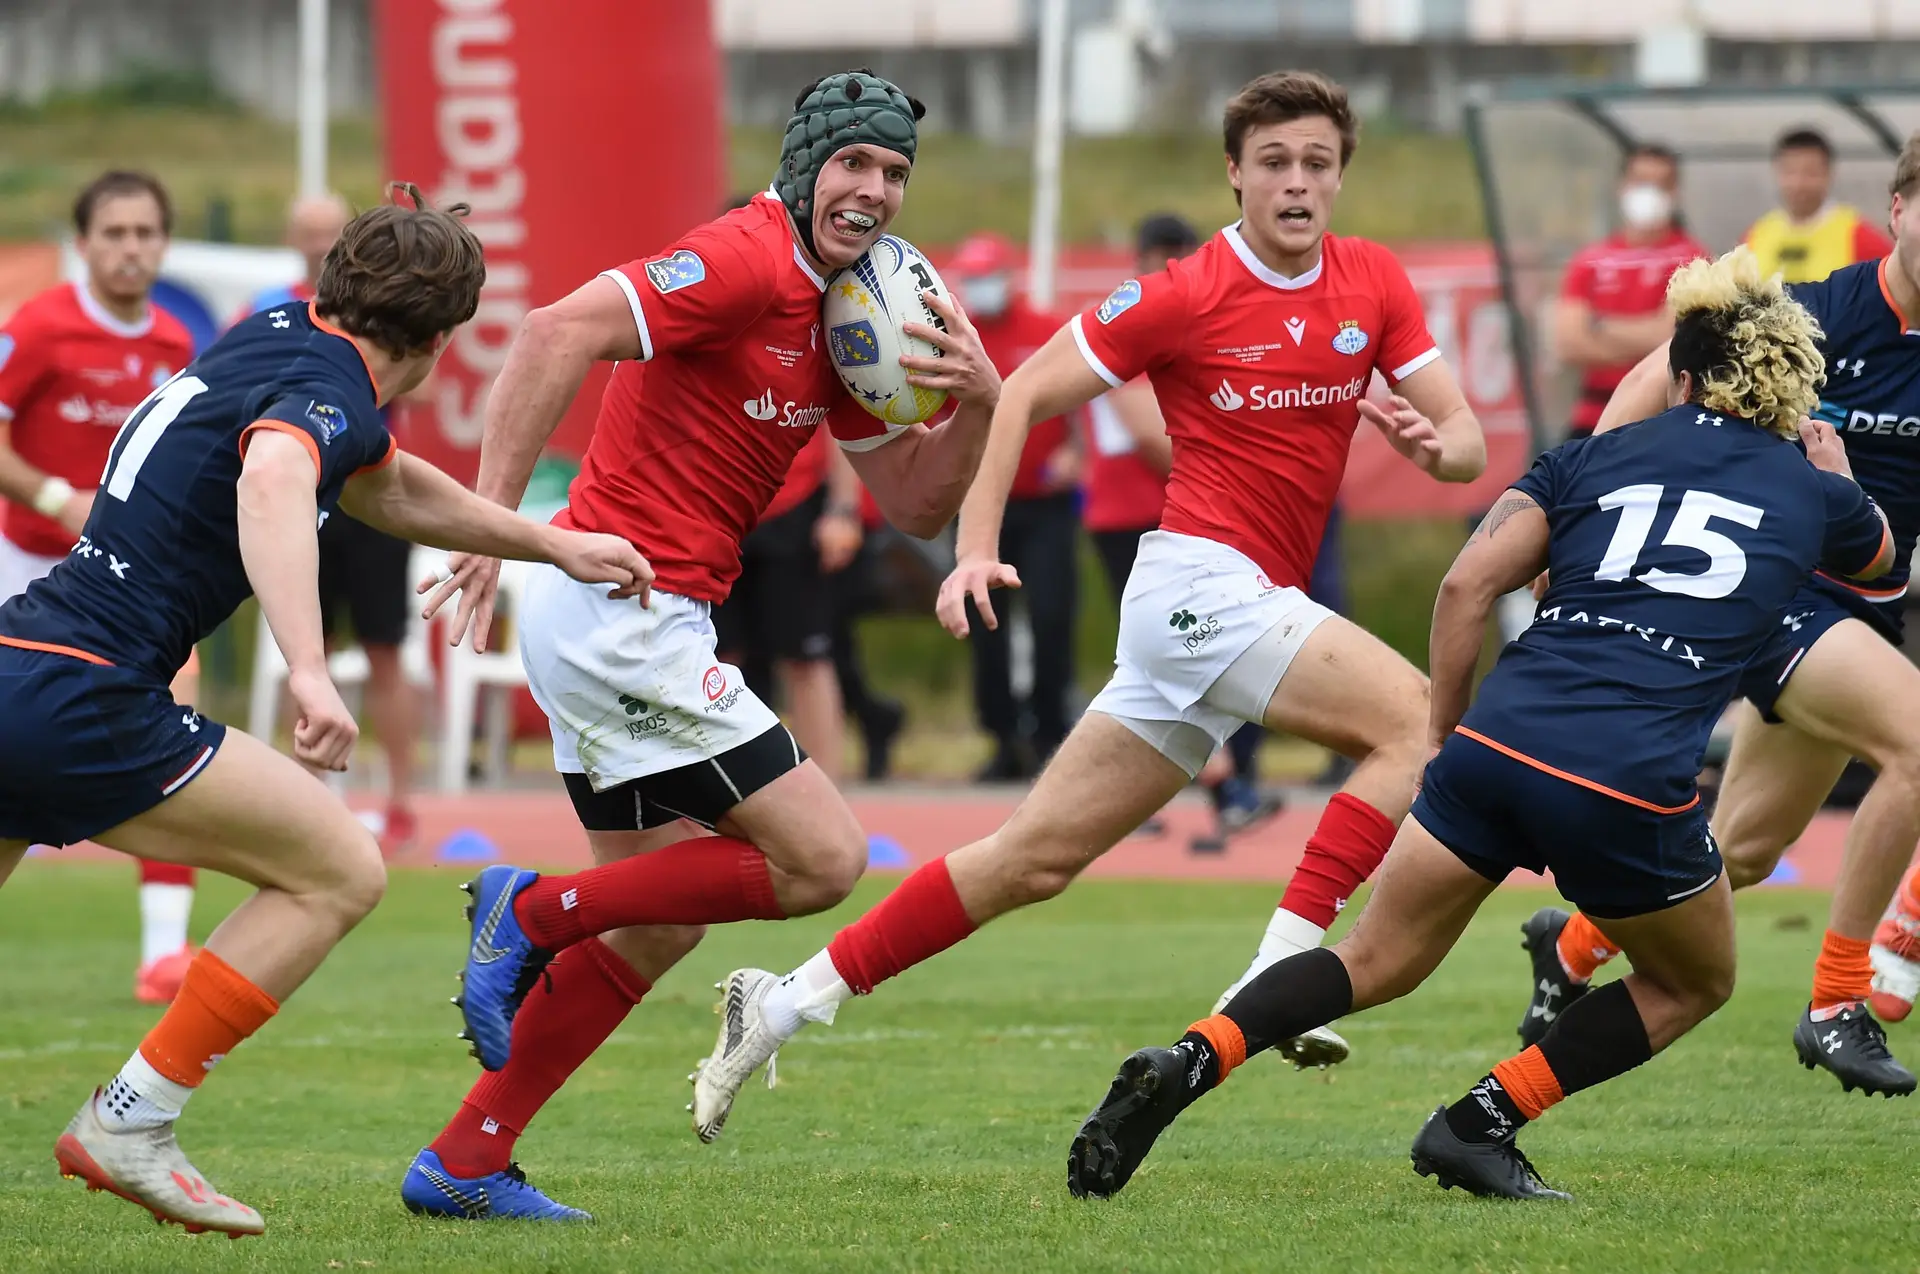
[949,233,1081,779]
[0,171,201,1004]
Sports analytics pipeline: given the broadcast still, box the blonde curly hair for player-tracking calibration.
[1665,245,1824,439]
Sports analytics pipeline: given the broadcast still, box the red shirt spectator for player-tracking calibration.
[1553,145,1709,435]
[948,234,1075,498]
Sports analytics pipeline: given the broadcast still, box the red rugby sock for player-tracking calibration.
[1279,793,1396,930]
[826,857,977,994]
[138,860,196,888]
[512,837,784,950]
[430,938,650,1178]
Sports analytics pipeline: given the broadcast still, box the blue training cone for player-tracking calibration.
[865,833,911,869]
[1761,858,1800,886]
[436,828,500,864]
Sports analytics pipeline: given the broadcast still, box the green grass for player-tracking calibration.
[0,866,1902,1272]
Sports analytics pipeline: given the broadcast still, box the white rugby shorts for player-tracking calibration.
[519,564,781,790]
[1088,530,1334,774]
[0,535,62,604]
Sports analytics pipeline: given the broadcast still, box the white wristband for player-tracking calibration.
[31,477,73,518]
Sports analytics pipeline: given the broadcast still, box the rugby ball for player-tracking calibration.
[822,234,952,425]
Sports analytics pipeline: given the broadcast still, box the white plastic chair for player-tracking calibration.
[435,557,535,792]
[246,543,439,791]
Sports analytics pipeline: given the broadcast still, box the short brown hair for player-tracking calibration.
[315,183,485,359]
[1222,71,1359,168]
[74,170,172,236]
[1892,132,1920,202]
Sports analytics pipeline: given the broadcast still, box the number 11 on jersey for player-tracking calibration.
[102,373,209,501]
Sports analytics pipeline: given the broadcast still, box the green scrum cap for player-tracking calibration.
[775,68,925,259]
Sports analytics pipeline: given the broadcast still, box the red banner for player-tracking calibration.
[374,0,723,484]
[969,242,1531,520]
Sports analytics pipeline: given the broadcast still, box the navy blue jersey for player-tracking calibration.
[1464,406,1884,809]
[0,301,394,682]
[1789,259,1920,631]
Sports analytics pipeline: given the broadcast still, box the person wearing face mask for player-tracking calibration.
[948,232,1081,780]
[1552,144,1709,439]
[1744,128,1892,285]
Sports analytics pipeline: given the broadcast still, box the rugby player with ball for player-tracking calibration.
[401,70,1002,1220]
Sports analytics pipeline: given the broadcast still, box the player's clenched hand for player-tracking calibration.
[936,554,1022,637]
[900,291,1003,408]
[1358,395,1445,474]
[419,552,502,653]
[288,665,358,772]
[815,509,863,574]
[551,530,653,607]
[1800,415,1854,479]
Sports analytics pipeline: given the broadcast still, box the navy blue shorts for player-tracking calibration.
[1739,581,1903,724]
[1412,730,1722,920]
[0,646,225,847]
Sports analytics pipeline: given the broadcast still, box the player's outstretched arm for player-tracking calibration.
[1428,490,1549,747]
[477,276,640,510]
[427,275,643,648]
[235,429,357,770]
[1593,341,1673,435]
[922,323,1108,636]
[844,291,1003,541]
[339,451,653,608]
[1359,359,1487,483]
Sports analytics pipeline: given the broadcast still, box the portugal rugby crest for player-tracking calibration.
[1332,320,1369,356]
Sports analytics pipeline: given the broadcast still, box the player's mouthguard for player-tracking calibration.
[834,210,878,233]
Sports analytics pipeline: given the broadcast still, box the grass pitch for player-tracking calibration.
[0,864,1907,1272]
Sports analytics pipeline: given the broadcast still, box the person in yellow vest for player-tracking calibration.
[1745,128,1892,283]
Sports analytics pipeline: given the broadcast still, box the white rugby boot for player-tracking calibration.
[55,1091,264,1236]
[688,968,783,1145]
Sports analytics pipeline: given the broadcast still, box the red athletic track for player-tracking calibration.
[38,785,1850,890]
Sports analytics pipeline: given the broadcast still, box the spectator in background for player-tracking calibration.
[1745,127,1893,284]
[713,428,865,785]
[0,171,201,1003]
[950,233,1080,781]
[1552,144,1708,439]
[239,192,422,855]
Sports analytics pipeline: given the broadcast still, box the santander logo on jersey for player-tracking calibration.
[1208,375,1369,414]
[742,388,829,429]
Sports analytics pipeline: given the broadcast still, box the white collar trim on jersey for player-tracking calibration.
[72,279,155,338]
[763,185,829,292]
[1222,222,1324,291]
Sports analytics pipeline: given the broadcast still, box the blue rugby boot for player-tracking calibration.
[400,1149,589,1222]
[454,865,553,1071]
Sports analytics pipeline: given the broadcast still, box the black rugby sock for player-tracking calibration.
[1445,1074,1528,1145]
[1537,978,1655,1095]
[1220,947,1354,1057]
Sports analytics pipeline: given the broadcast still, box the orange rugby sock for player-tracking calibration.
[1556,912,1621,984]
[1489,1045,1566,1120]
[137,948,280,1087]
[1810,930,1872,1016]
[1183,1014,1249,1087]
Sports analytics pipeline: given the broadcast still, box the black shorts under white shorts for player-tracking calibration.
[561,722,808,831]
